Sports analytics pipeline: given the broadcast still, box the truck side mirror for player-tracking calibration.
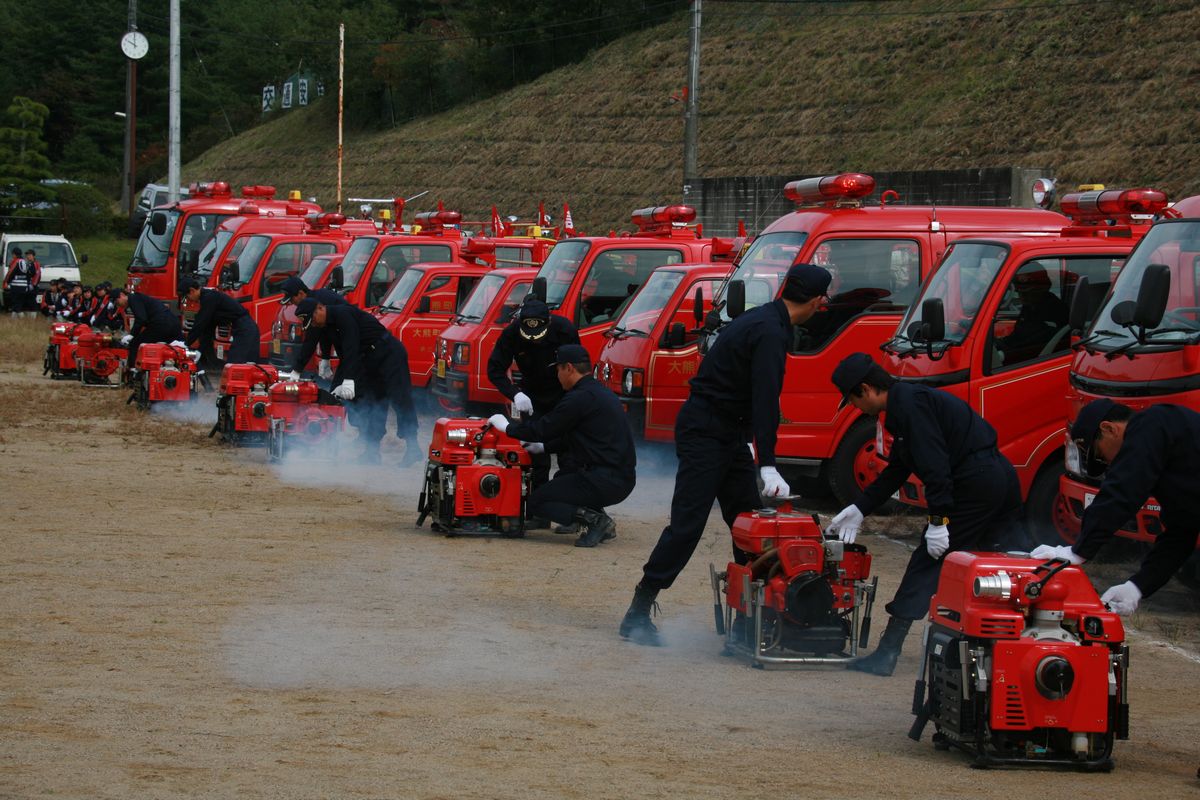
[532,276,547,302]
[416,296,431,314]
[329,266,344,290]
[726,279,746,319]
[1068,275,1091,331]
[219,263,238,288]
[908,297,946,342]
[663,321,686,349]
[1133,263,1170,329]
[692,287,704,326]
[150,212,167,236]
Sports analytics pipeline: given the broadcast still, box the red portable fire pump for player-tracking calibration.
[127,343,201,409]
[43,322,89,379]
[416,417,532,537]
[75,329,127,386]
[908,552,1128,770]
[210,363,279,444]
[266,379,346,462]
[710,499,877,667]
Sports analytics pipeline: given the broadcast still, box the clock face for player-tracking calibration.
[121,31,149,60]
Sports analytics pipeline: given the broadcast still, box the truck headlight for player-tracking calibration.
[1064,437,1081,475]
[621,368,644,396]
[453,343,470,365]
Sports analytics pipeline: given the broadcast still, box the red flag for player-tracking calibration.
[562,203,574,235]
[491,205,504,237]
[538,201,550,227]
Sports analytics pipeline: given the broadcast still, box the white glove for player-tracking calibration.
[169,340,185,348]
[512,391,534,415]
[1101,581,1142,615]
[522,441,545,454]
[332,379,355,400]
[759,466,789,498]
[925,523,950,559]
[1030,544,1086,565]
[278,369,301,382]
[487,413,509,434]
[318,359,334,380]
[827,505,864,544]
[119,334,133,346]
[186,349,201,364]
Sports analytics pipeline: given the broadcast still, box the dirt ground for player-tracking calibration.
[1,317,1197,799]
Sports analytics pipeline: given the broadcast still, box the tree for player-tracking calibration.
[0,96,55,218]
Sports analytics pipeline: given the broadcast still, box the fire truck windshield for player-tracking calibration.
[130,209,181,269]
[300,255,337,287]
[378,268,424,311]
[897,242,1009,349]
[611,269,685,336]
[195,229,233,277]
[537,239,591,308]
[458,272,507,321]
[339,238,381,289]
[231,235,271,286]
[1087,220,1200,351]
[717,231,808,321]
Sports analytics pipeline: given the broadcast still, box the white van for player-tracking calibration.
[0,233,86,286]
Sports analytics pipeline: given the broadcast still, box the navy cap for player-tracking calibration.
[294,296,319,328]
[279,276,309,303]
[782,263,833,301]
[1071,398,1116,476]
[831,352,877,409]
[519,298,551,341]
[551,343,590,366]
[177,277,200,295]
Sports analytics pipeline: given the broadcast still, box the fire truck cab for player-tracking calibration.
[1060,197,1200,577]
[595,262,733,440]
[532,204,737,360]
[709,173,1068,505]
[375,262,492,387]
[881,188,1166,542]
[128,182,319,304]
[431,267,539,412]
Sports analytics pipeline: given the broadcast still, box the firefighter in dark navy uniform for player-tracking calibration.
[294,296,420,466]
[277,276,344,381]
[487,344,636,548]
[113,289,183,368]
[487,297,581,521]
[826,352,1027,676]
[619,263,832,646]
[1032,400,1200,615]
[179,277,260,365]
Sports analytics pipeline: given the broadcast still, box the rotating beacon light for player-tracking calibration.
[1060,188,1168,221]
[784,173,876,206]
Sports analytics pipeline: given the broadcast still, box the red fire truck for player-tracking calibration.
[594,262,732,441]
[431,267,539,412]
[375,262,493,387]
[707,173,1067,505]
[127,182,318,304]
[531,205,738,359]
[1059,194,1200,583]
[880,188,1165,542]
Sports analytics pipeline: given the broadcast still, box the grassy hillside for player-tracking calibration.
[183,0,1200,232]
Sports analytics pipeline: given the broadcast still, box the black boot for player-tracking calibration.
[619,582,662,646]
[846,616,913,676]
[398,439,423,468]
[573,507,616,547]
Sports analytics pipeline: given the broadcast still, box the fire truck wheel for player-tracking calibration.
[1025,464,1073,546]
[826,418,896,513]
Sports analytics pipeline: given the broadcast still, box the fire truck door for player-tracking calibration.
[646,276,720,436]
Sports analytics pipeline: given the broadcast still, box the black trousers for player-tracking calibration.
[639,397,762,592]
[129,321,183,368]
[226,316,260,364]
[886,451,1028,620]
[529,467,634,525]
[7,286,29,313]
[358,337,418,448]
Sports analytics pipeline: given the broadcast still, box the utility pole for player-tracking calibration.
[337,22,345,214]
[120,0,138,214]
[168,0,180,203]
[683,0,701,190]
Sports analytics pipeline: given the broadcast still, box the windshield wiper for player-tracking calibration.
[882,332,918,358]
[455,312,480,323]
[618,327,648,339]
[1103,327,1200,360]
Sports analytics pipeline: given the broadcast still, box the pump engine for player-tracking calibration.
[44,322,89,379]
[909,552,1128,770]
[266,379,346,462]
[75,329,127,386]
[210,363,279,444]
[127,342,201,409]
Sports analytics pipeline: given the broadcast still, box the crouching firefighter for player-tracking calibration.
[293,297,420,466]
[487,344,636,547]
[619,263,832,646]
[826,353,1028,676]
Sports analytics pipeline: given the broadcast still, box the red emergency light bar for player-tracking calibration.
[1060,188,1168,219]
[237,201,260,216]
[305,212,346,229]
[287,203,315,216]
[463,238,496,256]
[190,181,231,198]
[784,173,876,206]
[240,185,277,199]
[630,205,697,226]
[414,210,463,226]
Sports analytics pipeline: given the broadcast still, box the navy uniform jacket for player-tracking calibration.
[688,299,791,467]
[487,315,580,406]
[291,289,346,371]
[128,293,179,335]
[853,381,1000,518]
[188,288,250,344]
[1073,404,1200,596]
[507,375,636,484]
[322,303,395,384]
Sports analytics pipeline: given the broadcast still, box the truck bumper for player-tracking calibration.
[1059,473,1160,543]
